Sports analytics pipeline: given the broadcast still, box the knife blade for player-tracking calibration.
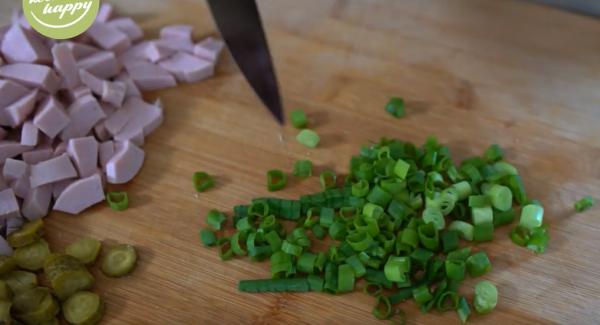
[207,0,284,124]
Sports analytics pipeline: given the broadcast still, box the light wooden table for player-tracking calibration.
[2,0,600,324]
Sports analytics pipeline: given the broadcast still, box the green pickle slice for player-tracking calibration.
[0,271,37,294]
[101,244,137,277]
[63,291,104,325]
[0,300,11,324]
[43,254,94,301]
[7,220,44,248]
[13,287,59,324]
[14,239,51,271]
[0,280,11,300]
[0,256,17,276]
[65,238,102,265]
[40,318,60,325]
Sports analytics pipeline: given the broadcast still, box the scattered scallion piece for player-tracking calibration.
[206,210,227,230]
[320,170,337,190]
[466,251,491,277]
[519,204,544,230]
[199,229,217,246]
[473,280,498,314]
[290,109,308,129]
[456,296,471,323]
[372,295,392,320]
[267,170,287,192]
[106,192,129,211]
[193,171,214,192]
[385,97,406,118]
[574,196,594,213]
[296,129,320,148]
[293,160,313,178]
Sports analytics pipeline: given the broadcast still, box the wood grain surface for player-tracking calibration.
[2,0,600,324]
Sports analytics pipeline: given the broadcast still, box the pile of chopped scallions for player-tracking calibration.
[199,136,549,323]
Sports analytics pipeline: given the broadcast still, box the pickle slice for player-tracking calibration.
[13,287,59,325]
[0,256,17,276]
[65,238,101,265]
[101,244,137,278]
[43,254,94,301]
[0,271,37,294]
[0,280,11,300]
[0,300,11,324]
[14,239,51,271]
[7,220,43,248]
[63,291,104,325]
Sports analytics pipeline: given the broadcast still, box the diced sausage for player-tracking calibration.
[0,141,30,162]
[159,52,214,83]
[33,96,70,139]
[105,140,144,184]
[1,89,38,128]
[3,158,27,181]
[60,95,106,141]
[20,121,39,146]
[54,173,104,214]
[0,188,21,221]
[87,22,131,53]
[0,63,60,93]
[22,184,51,220]
[194,37,225,62]
[66,136,98,178]
[29,153,78,188]
[115,72,141,97]
[52,43,81,89]
[98,141,114,168]
[0,24,51,64]
[0,79,30,108]
[160,25,194,42]
[22,148,53,164]
[125,61,176,91]
[77,51,121,79]
[64,41,99,60]
[102,81,126,107]
[108,17,144,42]
[96,3,115,22]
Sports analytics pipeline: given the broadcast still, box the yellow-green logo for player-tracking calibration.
[23,0,100,40]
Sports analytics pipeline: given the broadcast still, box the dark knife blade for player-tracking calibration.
[207,0,284,124]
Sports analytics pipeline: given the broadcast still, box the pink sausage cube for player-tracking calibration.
[93,121,111,142]
[0,188,20,221]
[125,61,177,91]
[78,69,104,95]
[115,72,141,98]
[105,140,145,184]
[54,173,105,214]
[159,52,214,83]
[144,41,175,63]
[108,17,144,42]
[193,37,225,62]
[22,184,52,220]
[0,141,30,162]
[96,3,114,23]
[160,25,194,42]
[1,24,51,64]
[6,217,23,237]
[3,158,27,181]
[1,89,38,128]
[77,51,121,79]
[87,22,131,53]
[66,136,99,178]
[101,81,126,107]
[60,95,106,141]
[22,148,53,164]
[155,38,194,54]
[52,178,74,200]
[20,121,38,146]
[33,96,70,139]
[64,41,99,60]
[29,153,78,188]
[68,86,93,101]
[0,79,30,108]
[10,172,30,199]
[98,141,114,168]
[0,63,60,93]
[52,43,80,89]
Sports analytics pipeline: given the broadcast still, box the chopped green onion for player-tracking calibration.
[456,296,471,323]
[265,230,282,251]
[466,251,491,277]
[217,237,233,261]
[372,295,393,320]
[346,231,373,252]
[445,259,466,281]
[106,191,129,211]
[473,280,498,314]
[367,185,393,206]
[337,264,355,293]
[296,129,320,148]
[484,144,504,162]
[394,159,411,179]
[308,275,324,292]
[206,209,227,230]
[471,206,493,225]
[320,207,335,227]
[446,247,471,261]
[441,231,459,253]
[384,256,410,282]
[271,251,293,277]
[437,291,459,311]
[199,229,217,246]
[519,204,544,230]
[473,222,494,242]
[364,283,382,296]
[510,225,530,247]
[290,109,308,129]
[493,209,515,227]
[448,221,474,241]
[410,248,433,268]
[193,171,214,192]
[486,184,513,212]
[312,224,326,239]
[281,240,302,257]
[412,285,433,306]
[293,160,313,178]
[452,181,472,200]
[418,222,439,251]
[574,196,594,213]
[266,170,287,192]
[297,252,317,273]
[468,195,489,208]
[502,174,527,205]
[345,255,366,277]
[422,207,445,230]
[239,278,310,293]
[320,170,337,190]
[526,226,549,253]
[352,180,370,197]
[385,97,406,119]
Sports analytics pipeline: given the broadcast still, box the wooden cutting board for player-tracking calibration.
[2,0,600,324]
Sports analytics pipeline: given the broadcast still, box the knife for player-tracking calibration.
[207,0,284,124]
